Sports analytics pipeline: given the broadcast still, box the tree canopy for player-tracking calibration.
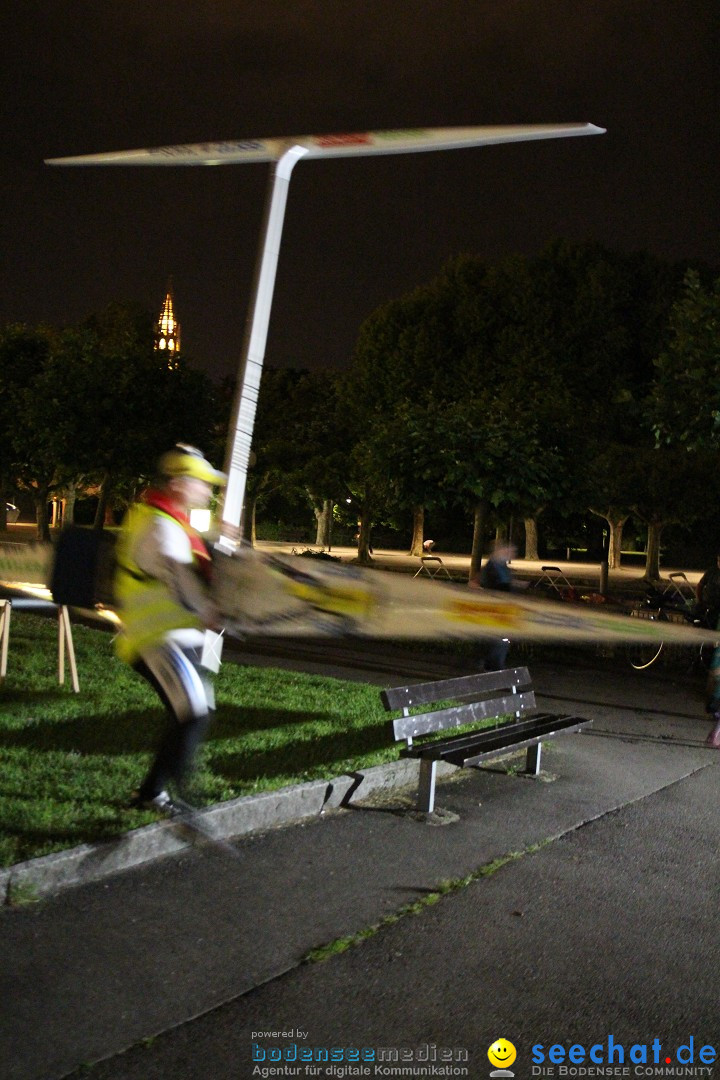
[0,304,217,536]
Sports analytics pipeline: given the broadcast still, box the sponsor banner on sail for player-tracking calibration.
[0,542,707,648]
[211,550,710,647]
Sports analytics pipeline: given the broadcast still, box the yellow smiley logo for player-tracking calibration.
[488,1039,517,1069]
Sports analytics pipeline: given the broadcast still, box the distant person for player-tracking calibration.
[469,540,516,671]
[423,539,436,553]
[114,444,226,812]
[479,540,515,592]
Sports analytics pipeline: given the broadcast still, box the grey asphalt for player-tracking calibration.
[2,653,719,1080]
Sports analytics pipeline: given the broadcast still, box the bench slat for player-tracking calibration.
[411,713,590,764]
[459,718,590,769]
[381,666,531,712]
[392,690,536,742]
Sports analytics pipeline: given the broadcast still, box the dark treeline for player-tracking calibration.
[250,240,720,580]
[0,302,221,539]
[2,241,719,579]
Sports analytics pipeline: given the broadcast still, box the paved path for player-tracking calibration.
[253,540,704,593]
[61,765,720,1080]
[2,654,717,1080]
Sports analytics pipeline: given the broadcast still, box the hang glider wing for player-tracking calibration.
[45,123,604,166]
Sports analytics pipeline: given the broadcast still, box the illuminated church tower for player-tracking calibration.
[155,281,180,366]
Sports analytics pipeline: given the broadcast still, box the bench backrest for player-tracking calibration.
[381,666,535,748]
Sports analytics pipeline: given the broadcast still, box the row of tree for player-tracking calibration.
[247,240,720,580]
[0,304,219,539]
[2,240,718,580]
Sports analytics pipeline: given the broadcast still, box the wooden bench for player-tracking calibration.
[381,666,592,814]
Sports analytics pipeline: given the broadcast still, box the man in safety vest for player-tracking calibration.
[115,444,226,812]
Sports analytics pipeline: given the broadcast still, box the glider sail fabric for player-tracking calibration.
[45,124,605,167]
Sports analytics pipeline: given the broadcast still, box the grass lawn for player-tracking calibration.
[0,613,399,868]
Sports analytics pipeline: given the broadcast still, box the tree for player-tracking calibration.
[59,304,217,527]
[352,398,446,556]
[587,444,642,570]
[430,397,565,578]
[449,242,680,563]
[0,307,218,538]
[246,368,349,547]
[340,238,683,567]
[629,444,713,581]
[651,270,720,451]
[340,264,498,560]
[0,324,88,539]
[0,325,57,532]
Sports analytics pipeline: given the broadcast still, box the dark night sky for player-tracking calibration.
[2,1,718,379]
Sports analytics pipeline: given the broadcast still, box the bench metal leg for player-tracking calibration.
[525,741,542,776]
[417,758,438,814]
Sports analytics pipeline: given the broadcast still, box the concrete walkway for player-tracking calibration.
[2,653,717,1080]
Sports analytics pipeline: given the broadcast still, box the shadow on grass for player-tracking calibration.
[0,705,348,757]
[208,713,391,784]
[0,688,81,707]
[0,708,165,755]
[212,704,339,737]
[5,815,133,852]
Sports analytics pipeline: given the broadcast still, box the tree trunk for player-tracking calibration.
[313,503,322,547]
[34,489,51,542]
[93,472,110,531]
[607,514,628,570]
[643,521,663,583]
[0,479,7,531]
[63,483,77,527]
[469,500,488,582]
[314,498,332,549]
[589,508,629,571]
[523,517,539,561]
[408,506,424,556]
[353,494,374,565]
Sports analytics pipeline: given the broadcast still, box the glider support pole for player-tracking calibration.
[220,144,309,538]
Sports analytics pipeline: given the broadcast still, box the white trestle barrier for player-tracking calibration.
[0,598,79,693]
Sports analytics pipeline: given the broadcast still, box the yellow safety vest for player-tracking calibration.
[114,502,204,663]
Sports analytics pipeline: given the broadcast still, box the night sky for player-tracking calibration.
[2,1,718,380]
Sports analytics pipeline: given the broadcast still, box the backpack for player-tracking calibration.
[50,527,117,608]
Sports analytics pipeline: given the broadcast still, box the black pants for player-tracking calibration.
[483,637,511,672]
[134,643,213,799]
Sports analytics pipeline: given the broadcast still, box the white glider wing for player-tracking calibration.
[45,123,604,166]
